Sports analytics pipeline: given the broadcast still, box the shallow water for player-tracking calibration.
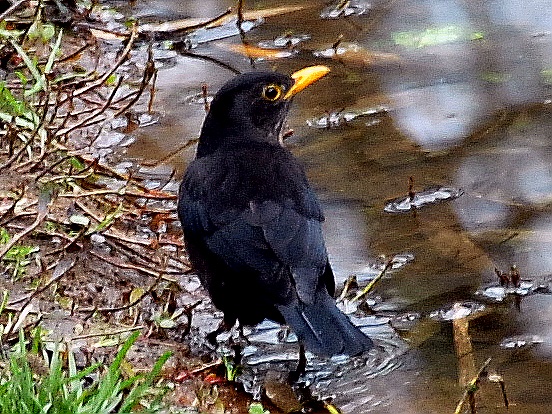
[116,0,552,412]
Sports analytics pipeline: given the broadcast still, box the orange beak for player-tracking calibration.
[283,65,331,100]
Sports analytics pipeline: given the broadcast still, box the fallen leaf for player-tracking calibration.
[223,43,296,60]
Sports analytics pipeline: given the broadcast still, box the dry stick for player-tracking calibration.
[336,275,358,302]
[4,259,76,337]
[137,7,233,37]
[59,188,177,200]
[0,132,35,172]
[35,156,99,182]
[0,207,48,260]
[71,25,138,99]
[148,69,158,113]
[0,0,26,20]
[58,41,92,63]
[64,152,161,194]
[7,258,76,307]
[140,138,199,168]
[43,227,86,257]
[79,269,165,314]
[104,223,184,249]
[70,325,145,341]
[89,250,177,281]
[0,185,25,226]
[76,273,164,313]
[113,45,156,117]
[32,154,73,180]
[179,50,241,75]
[105,238,190,275]
[55,75,124,138]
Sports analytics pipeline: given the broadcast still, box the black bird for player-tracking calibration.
[178,66,373,357]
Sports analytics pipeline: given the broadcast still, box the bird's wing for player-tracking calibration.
[179,159,328,304]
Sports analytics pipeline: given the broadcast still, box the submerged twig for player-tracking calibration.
[350,259,393,302]
[454,358,492,414]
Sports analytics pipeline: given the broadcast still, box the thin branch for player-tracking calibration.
[89,250,177,281]
[60,188,176,200]
[137,8,233,38]
[70,325,145,341]
[138,138,198,168]
[72,25,138,98]
[454,358,492,414]
[0,0,27,21]
[113,44,157,117]
[0,205,48,260]
[55,75,124,137]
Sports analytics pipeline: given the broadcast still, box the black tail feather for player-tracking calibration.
[278,289,373,357]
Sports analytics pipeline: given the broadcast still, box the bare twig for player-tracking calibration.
[70,325,145,341]
[0,184,25,226]
[71,25,138,99]
[7,258,76,307]
[114,44,156,117]
[137,8,233,38]
[55,75,124,138]
[60,188,177,200]
[139,138,199,168]
[0,0,27,20]
[0,205,49,260]
[89,250,177,282]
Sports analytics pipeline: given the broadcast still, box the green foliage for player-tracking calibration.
[221,355,242,382]
[0,228,9,244]
[0,228,39,280]
[248,402,270,414]
[0,330,171,414]
[0,82,28,117]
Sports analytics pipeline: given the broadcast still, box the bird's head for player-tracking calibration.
[196,65,330,157]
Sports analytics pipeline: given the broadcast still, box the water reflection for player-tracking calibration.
[379,0,550,150]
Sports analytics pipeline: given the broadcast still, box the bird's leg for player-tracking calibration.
[288,344,307,384]
[206,319,233,346]
[236,323,251,345]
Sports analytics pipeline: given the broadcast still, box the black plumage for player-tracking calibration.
[178,66,373,357]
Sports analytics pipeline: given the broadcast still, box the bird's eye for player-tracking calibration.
[262,84,283,101]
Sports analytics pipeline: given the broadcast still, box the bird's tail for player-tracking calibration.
[277,289,373,357]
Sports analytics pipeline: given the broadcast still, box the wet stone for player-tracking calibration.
[257,33,311,49]
[306,106,389,128]
[429,301,485,321]
[384,186,464,213]
[320,0,371,19]
[500,335,544,349]
[476,280,544,301]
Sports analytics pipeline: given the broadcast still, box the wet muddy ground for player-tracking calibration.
[2,0,552,413]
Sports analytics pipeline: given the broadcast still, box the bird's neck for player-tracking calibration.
[196,117,281,158]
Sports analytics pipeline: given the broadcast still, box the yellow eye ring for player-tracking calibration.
[262,84,283,101]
